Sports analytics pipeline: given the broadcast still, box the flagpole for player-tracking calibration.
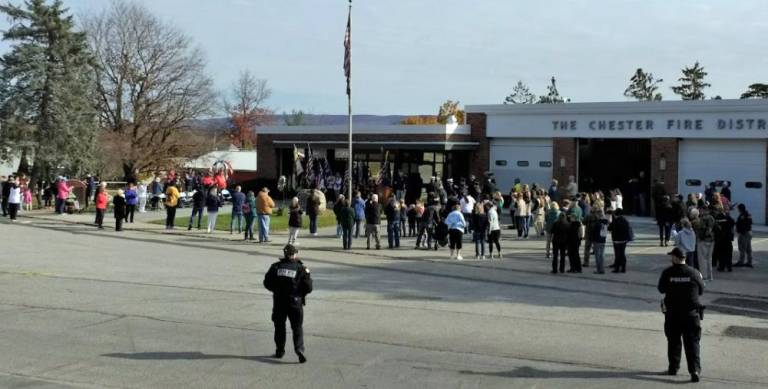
[346,0,353,202]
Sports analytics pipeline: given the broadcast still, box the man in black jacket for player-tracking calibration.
[364,194,382,249]
[264,244,313,363]
[658,247,704,382]
[0,176,9,216]
[187,187,205,230]
[416,199,441,250]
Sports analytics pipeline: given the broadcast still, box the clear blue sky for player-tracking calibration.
[1,0,767,115]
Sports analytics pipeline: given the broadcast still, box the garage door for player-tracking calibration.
[490,139,553,192]
[678,139,766,224]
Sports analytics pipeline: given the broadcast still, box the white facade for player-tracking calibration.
[678,139,766,223]
[489,138,553,190]
[469,99,768,222]
[469,99,768,139]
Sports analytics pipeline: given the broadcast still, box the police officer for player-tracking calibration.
[658,247,704,382]
[264,244,313,363]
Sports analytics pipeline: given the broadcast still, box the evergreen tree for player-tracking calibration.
[537,77,566,104]
[671,62,711,100]
[0,0,97,180]
[504,81,537,104]
[740,83,768,99]
[623,68,663,101]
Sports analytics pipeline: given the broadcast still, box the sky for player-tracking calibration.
[0,0,767,115]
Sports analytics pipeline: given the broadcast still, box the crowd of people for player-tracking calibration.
[1,170,758,278]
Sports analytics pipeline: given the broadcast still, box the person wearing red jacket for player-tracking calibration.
[94,185,108,229]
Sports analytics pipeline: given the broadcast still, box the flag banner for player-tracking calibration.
[343,6,351,96]
[293,145,304,175]
[376,150,391,187]
[305,144,316,187]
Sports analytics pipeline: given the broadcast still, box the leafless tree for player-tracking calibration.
[84,1,215,179]
[222,70,273,149]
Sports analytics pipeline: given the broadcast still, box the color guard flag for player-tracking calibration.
[343,6,351,96]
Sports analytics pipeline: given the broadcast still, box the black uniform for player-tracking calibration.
[263,257,313,359]
[658,263,704,377]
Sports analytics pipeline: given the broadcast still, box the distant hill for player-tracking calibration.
[189,114,412,133]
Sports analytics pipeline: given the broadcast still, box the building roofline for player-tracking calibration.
[466,99,768,115]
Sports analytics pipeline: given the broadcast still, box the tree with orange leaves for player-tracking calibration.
[223,70,273,149]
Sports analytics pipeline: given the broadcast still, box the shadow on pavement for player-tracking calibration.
[102,352,297,364]
[459,366,687,385]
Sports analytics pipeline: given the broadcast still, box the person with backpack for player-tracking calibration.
[590,208,609,274]
[712,205,735,272]
[690,207,715,281]
[735,204,753,268]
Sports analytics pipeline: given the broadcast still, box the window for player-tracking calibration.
[745,182,763,189]
[685,179,702,186]
[495,160,507,166]
[517,161,530,167]
[539,161,552,168]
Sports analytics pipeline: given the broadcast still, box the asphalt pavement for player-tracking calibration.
[0,210,766,388]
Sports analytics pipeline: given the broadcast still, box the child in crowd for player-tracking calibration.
[22,185,33,211]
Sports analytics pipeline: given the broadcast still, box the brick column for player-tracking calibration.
[466,112,489,178]
[552,138,577,189]
[257,134,278,180]
[650,139,678,194]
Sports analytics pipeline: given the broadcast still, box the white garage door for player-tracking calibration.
[490,138,553,192]
[678,139,766,224]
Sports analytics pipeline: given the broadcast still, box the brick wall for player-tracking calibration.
[650,138,678,194]
[466,112,489,178]
[552,138,577,188]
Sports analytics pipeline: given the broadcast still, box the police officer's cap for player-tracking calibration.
[283,244,298,257]
[667,247,685,259]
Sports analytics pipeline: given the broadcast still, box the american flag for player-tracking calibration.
[376,150,390,186]
[305,144,316,187]
[343,5,351,96]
